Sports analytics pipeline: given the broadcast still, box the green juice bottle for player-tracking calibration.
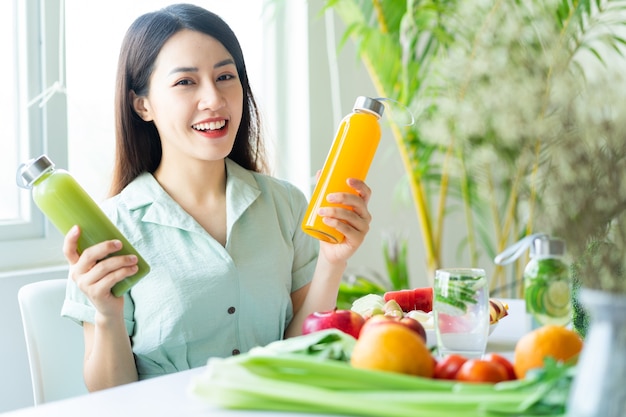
[17,155,150,296]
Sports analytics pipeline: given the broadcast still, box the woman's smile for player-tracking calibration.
[192,118,229,139]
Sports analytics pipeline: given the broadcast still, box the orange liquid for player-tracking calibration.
[302,111,381,243]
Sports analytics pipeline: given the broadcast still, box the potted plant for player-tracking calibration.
[323,0,626,297]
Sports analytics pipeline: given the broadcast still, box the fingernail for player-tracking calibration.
[128,255,137,263]
[113,240,122,249]
[326,194,338,202]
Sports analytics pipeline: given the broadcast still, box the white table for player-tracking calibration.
[2,299,527,417]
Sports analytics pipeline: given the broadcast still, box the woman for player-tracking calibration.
[61,3,372,391]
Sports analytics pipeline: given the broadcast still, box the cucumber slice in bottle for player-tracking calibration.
[525,281,547,315]
[525,278,571,323]
[543,280,571,317]
[546,280,570,306]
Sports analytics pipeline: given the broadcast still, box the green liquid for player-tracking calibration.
[32,169,150,296]
[523,257,571,326]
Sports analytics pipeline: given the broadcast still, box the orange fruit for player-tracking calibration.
[513,324,583,379]
[350,321,434,378]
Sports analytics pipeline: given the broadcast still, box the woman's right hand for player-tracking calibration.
[63,225,138,317]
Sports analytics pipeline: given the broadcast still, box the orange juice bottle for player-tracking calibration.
[302,96,384,243]
[17,155,150,296]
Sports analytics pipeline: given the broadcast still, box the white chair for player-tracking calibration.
[17,279,88,405]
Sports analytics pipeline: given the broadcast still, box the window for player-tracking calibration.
[0,0,68,272]
[0,0,19,222]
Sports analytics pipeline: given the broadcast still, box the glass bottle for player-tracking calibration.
[302,96,384,243]
[17,155,150,296]
[523,236,572,327]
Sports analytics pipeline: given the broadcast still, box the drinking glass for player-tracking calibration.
[433,268,489,359]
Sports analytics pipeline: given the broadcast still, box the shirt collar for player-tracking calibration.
[119,158,261,234]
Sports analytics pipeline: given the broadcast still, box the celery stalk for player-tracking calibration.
[190,353,570,416]
[189,331,572,416]
[192,357,487,417]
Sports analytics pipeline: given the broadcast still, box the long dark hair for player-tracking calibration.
[110,3,267,196]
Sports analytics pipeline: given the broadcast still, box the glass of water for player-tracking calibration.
[433,268,489,359]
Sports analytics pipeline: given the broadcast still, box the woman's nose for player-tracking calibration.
[198,83,225,111]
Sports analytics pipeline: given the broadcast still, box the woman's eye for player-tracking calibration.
[175,79,194,86]
[217,74,237,82]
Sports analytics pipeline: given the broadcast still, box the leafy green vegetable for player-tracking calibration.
[249,328,356,361]
[190,331,573,417]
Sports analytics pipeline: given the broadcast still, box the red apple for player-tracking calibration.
[359,314,392,335]
[360,315,427,342]
[398,316,427,343]
[302,308,365,339]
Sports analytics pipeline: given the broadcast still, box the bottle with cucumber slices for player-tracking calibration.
[523,237,572,327]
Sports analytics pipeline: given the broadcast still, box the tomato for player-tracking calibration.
[483,353,517,380]
[456,359,508,383]
[433,354,468,380]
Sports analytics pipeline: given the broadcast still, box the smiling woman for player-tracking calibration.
[64,0,266,200]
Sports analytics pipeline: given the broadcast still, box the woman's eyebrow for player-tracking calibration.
[168,66,198,75]
[168,59,235,76]
[215,58,235,68]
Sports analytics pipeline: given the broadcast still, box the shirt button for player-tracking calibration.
[227,306,236,314]
[232,349,240,355]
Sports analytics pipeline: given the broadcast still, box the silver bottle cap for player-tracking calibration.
[353,96,384,118]
[17,155,55,188]
[531,236,565,257]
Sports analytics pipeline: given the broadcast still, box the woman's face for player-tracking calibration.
[133,29,243,166]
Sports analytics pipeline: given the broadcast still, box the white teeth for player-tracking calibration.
[192,120,226,131]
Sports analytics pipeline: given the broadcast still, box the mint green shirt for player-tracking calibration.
[61,159,318,379]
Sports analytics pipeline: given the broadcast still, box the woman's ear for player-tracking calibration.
[130,90,153,121]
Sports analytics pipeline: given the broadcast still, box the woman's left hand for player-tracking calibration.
[318,178,372,264]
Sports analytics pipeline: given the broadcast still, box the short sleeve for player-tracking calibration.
[288,184,319,292]
[61,276,136,336]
